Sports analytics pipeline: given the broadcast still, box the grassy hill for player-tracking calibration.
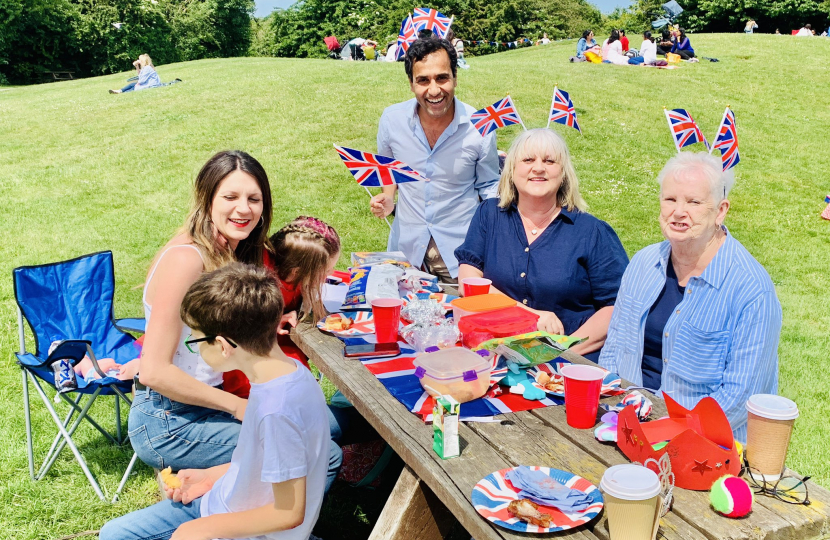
[1,33,829,539]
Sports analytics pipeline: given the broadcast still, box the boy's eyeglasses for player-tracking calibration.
[741,459,811,505]
[185,335,237,355]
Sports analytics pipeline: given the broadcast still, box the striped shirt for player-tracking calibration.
[599,228,782,443]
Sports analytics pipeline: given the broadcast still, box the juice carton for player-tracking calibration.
[433,395,460,459]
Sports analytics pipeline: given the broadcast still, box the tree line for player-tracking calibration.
[3,0,829,85]
[0,0,253,84]
[607,0,830,35]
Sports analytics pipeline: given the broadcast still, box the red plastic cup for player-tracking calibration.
[560,364,605,429]
[371,298,403,343]
[462,277,492,297]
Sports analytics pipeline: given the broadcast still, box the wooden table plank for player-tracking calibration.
[541,351,830,540]
[293,323,604,540]
[294,322,829,540]
[467,413,705,540]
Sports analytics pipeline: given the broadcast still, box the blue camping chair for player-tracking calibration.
[14,251,145,502]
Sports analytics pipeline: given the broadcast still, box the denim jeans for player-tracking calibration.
[128,388,241,471]
[99,497,202,540]
[121,82,137,93]
[129,388,343,492]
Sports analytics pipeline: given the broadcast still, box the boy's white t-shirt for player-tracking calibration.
[201,360,329,540]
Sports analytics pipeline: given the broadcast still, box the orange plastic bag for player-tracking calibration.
[666,53,681,64]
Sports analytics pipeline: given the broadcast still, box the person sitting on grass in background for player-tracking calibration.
[670,28,696,59]
[795,24,813,36]
[629,31,656,65]
[575,30,598,59]
[602,30,630,65]
[100,263,330,540]
[619,29,630,52]
[656,29,673,55]
[109,54,161,94]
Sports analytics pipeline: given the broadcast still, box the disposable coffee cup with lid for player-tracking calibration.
[601,465,662,540]
[600,464,661,500]
[745,394,799,480]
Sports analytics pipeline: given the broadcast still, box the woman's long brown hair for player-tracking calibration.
[182,150,274,271]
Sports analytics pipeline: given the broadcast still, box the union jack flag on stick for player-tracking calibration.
[335,145,427,229]
[471,96,526,136]
[411,7,452,39]
[334,145,427,186]
[709,106,740,171]
[395,14,417,60]
[664,108,710,152]
[546,86,582,134]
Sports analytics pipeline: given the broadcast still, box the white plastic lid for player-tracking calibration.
[412,348,491,381]
[746,394,799,421]
[600,464,661,500]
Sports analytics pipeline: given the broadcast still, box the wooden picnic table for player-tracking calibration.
[292,322,830,540]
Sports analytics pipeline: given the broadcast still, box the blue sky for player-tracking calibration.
[254,0,632,18]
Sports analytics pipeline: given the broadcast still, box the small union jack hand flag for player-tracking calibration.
[823,196,830,221]
[547,86,582,134]
[711,107,740,171]
[334,145,427,187]
[411,7,452,39]
[471,96,525,137]
[665,108,710,152]
[395,14,416,61]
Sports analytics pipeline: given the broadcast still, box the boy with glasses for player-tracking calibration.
[100,262,329,540]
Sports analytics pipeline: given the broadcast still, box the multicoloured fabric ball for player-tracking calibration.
[710,475,753,518]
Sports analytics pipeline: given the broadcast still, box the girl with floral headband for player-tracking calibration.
[224,216,340,398]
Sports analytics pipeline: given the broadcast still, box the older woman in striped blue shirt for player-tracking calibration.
[598,152,782,443]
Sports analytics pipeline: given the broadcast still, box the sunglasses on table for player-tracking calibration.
[741,459,811,505]
[185,334,237,355]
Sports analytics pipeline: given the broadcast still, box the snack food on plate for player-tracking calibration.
[160,466,181,489]
[323,314,353,331]
[534,371,564,393]
[507,499,552,528]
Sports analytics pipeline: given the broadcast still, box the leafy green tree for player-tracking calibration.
[0,0,78,82]
[259,0,602,59]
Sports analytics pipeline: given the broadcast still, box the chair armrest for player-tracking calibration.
[44,340,92,368]
[115,318,146,334]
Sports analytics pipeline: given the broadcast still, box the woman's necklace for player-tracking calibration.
[518,205,560,236]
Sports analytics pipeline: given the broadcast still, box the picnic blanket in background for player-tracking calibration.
[343,337,564,422]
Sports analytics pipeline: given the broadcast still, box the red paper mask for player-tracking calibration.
[616,394,740,490]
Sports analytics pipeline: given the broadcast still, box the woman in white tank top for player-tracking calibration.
[128,150,275,471]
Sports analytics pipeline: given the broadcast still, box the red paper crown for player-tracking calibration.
[616,394,740,490]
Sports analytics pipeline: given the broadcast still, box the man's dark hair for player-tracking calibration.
[404,37,457,82]
[181,263,284,356]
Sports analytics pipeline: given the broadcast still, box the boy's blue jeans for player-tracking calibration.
[129,388,343,492]
[99,498,202,540]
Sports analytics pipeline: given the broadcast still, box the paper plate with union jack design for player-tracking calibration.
[471,466,603,533]
[316,312,375,337]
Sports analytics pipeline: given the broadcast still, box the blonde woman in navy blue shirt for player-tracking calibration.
[455,128,628,361]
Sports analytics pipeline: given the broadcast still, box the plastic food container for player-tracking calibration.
[413,348,493,403]
[450,293,517,321]
[458,306,540,348]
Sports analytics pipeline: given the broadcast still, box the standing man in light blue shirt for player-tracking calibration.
[370,37,499,282]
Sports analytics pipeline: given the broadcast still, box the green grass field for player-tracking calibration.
[1,34,829,539]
